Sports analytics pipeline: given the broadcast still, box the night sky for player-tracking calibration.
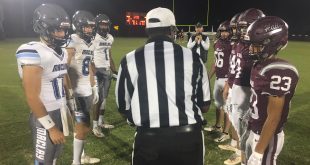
[1,0,309,37]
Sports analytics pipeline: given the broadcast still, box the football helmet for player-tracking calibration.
[237,8,265,40]
[72,10,95,42]
[33,4,71,47]
[216,20,231,40]
[245,16,288,60]
[95,14,111,37]
[229,13,241,40]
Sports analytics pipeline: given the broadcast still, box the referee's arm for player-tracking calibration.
[197,58,211,113]
[115,59,131,116]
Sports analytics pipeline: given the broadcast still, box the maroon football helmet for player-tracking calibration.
[238,8,265,40]
[230,13,241,40]
[216,20,231,40]
[246,16,288,60]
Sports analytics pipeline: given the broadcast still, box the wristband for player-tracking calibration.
[38,115,55,130]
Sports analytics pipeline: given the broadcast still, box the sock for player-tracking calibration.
[215,124,221,128]
[73,138,84,164]
[230,139,237,147]
[53,159,57,165]
[82,149,85,157]
[98,115,104,125]
[93,120,98,129]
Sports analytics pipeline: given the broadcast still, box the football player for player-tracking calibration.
[16,4,71,164]
[92,14,117,137]
[205,20,232,143]
[229,8,265,165]
[221,13,243,165]
[246,16,299,165]
[66,10,100,164]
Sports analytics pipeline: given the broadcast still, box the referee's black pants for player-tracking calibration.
[132,123,205,165]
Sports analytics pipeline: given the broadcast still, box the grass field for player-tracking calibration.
[0,38,309,165]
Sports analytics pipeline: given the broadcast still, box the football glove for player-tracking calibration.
[248,152,263,165]
[112,71,118,80]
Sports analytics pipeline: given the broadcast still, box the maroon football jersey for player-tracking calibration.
[249,58,299,134]
[233,41,253,87]
[214,39,231,78]
[227,41,238,88]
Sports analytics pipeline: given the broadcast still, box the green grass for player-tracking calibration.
[0,38,309,165]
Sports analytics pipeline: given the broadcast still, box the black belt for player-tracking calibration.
[136,123,202,136]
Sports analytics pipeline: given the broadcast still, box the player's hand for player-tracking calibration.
[92,86,99,104]
[112,71,118,80]
[48,126,65,144]
[248,152,263,165]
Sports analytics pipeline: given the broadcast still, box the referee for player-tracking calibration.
[115,7,211,165]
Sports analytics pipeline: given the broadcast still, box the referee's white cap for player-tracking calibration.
[146,7,176,28]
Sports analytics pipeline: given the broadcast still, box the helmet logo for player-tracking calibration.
[267,28,282,36]
[264,24,282,33]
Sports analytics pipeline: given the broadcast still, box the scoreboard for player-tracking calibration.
[126,12,146,26]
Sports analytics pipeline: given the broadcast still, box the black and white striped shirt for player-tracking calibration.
[115,36,211,128]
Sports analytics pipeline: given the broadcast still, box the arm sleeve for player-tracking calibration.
[115,58,131,114]
[187,36,196,49]
[201,36,210,50]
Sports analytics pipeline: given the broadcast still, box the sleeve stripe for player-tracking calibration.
[259,62,299,77]
[16,52,40,59]
[16,49,38,54]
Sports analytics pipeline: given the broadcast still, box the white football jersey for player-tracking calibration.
[67,34,95,97]
[93,33,114,69]
[16,41,68,112]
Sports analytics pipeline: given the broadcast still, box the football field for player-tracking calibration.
[0,38,309,165]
